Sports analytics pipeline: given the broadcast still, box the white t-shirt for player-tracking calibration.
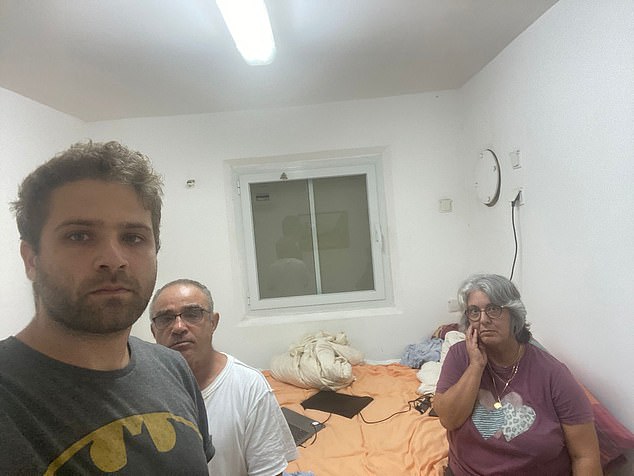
[201,353,298,476]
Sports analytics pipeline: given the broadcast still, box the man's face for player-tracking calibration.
[20,179,158,334]
[150,284,218,365]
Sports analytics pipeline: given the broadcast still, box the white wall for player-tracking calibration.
[0,88,84,335]
[460,0,634,430]
[1,0,631,432]
[1,88,469,366]
[83,92,470,368]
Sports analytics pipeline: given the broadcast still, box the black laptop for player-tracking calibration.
[281,407,325,446]
[301,390,373,418]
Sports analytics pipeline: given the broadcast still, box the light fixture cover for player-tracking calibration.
[216,0,276,65]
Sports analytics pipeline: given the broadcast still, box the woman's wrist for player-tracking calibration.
[467,360,486,373]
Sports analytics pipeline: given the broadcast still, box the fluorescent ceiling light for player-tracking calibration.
[216,0,276,65]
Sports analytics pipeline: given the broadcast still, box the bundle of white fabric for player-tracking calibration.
[270,331,364,391]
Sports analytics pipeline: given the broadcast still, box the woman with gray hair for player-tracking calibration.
[433,274,601,475]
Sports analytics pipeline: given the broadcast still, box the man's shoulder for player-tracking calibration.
[130,335,173,354]
[129,336,189,368]
[0,336,16,353]
[0,336,42,373]
[227,354,265,375]
[224,354,271,387]
[129,337,200,394]
[0,337,20,373]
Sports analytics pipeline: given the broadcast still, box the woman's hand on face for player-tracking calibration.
[466,324,487,369]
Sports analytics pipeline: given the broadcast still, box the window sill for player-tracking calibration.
[237,306,403,327]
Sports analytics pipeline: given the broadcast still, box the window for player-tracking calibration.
[233,150,391,313]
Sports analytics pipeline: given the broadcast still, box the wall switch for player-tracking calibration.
[510,150,521,169]
[447,299,460,312]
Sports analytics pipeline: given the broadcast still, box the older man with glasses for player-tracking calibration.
[150,278,297,476]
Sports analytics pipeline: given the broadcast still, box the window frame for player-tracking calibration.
[232,149,392,315]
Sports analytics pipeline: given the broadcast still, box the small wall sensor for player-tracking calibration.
[439,198,453,213]
[186,179,196,188]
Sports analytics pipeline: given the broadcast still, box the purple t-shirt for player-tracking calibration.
[436,342,593,476]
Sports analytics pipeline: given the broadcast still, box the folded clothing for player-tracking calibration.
[400,337,442,368]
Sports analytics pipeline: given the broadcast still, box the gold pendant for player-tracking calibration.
[493,401,502,409]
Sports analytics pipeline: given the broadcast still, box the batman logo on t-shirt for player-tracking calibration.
[45,412,202,474]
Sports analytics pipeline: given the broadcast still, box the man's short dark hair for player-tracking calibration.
[11,140,163,252]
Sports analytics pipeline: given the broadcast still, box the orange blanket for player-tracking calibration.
[264,363,449,475]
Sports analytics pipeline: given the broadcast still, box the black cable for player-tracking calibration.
[302,395,434,436]
[299,413,332,447]
[359,407,410,424]
[358,396,432,424]
[509,197,519,281]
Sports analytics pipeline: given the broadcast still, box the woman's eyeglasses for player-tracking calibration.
[464,304,505,322]
[152,307,210,330]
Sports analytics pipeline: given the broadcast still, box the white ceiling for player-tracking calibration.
[0,0,558,122]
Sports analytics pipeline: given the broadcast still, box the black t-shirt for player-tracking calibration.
[0,336,213,475]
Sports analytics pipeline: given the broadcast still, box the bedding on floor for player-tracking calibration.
[264,363,449,476]
[266,328,634,475]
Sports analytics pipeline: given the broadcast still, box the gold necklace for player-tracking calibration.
[488,344,522,410]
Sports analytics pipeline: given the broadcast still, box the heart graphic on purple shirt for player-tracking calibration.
[501,403,536,440]
[472,403,505,439]
[471,391,536,441]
